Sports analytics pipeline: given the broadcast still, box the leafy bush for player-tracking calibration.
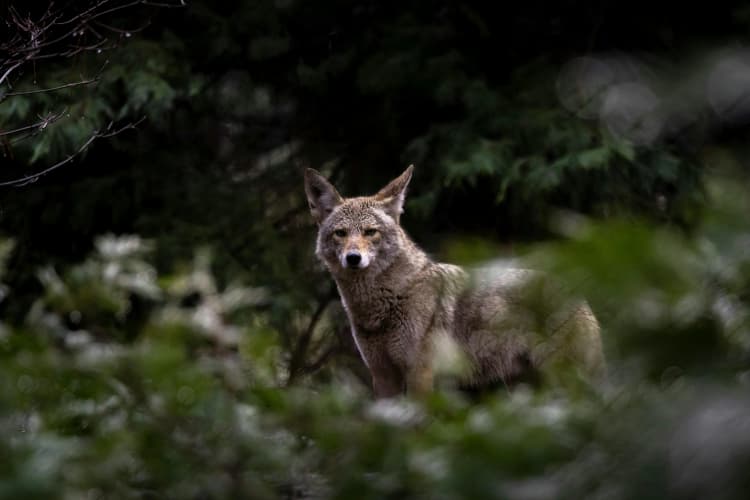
[1,174,748,498]
[3,2,750,498]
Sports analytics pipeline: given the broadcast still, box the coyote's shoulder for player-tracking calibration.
[305,166,604,398]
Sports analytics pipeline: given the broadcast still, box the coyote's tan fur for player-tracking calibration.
[305,166,604,398]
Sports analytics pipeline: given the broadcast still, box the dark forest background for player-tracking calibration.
[1,1,749,498]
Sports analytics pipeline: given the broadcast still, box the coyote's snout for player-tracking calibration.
[305,166,605,398]
[337,230,371,269]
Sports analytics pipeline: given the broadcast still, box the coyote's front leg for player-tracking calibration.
[369,361,404,398]
[406,363,433,397]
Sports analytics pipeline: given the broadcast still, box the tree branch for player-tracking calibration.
[0,0,185,86]
[0,117,146,188]
[300,344,339,377]
[0,109,68,137]
[287,291,335,384]
[2,76,99,98]
[0,61,24,88]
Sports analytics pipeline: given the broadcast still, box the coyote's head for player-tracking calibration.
[304,166,414,277]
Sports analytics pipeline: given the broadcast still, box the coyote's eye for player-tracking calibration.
[363,228,378,237]
[333,229,347,238]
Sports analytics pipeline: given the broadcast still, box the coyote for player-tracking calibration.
[305,165,604,398]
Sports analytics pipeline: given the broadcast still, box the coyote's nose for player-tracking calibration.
[345,252,362,267]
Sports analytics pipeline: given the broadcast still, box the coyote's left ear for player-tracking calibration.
[375,165,414,223]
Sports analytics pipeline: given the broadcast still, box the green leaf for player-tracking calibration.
[577,147,611,169]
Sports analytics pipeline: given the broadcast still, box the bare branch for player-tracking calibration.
[0,110,68,137]
[0,116,146,188]
[57,38,110,58]
[301,344,339,377]
[0,61,24,88]
[143,1,188,7]
[85,0,148,24]
[3,77,98,98]
[287,291,336,384]
[1,60,106,105]
[94,19,152,35]
[55,0,118,26]
[0,2,181,188]
[1,0,185,85]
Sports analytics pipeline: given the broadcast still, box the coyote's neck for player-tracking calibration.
[333,234,430,328]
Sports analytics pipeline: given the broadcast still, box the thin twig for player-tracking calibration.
[3,59,109,99]
[0,116,146,188]
[55,0,117,26]
[3,77,98,97]
[0,61,24,87]
[94,19,151,35]
[143,1,187,8]
[0,0,184,85]
[58,38,109,57]
[0,110,67,137]
[301,344,339,376]
[287,292,335,384]
[86,0,152,24]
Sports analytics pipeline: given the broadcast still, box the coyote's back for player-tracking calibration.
[305,165,604,398]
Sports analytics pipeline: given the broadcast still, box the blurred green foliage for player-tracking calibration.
[0,182,749,498]
[2,0,750,498]
[0,0,726,355]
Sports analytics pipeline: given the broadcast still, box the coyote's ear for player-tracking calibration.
[304,168,343,223]
[375,165,414,222]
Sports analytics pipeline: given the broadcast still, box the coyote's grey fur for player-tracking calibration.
[305,165,604,398]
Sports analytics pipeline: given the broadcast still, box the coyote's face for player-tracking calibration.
[304,166,414,277]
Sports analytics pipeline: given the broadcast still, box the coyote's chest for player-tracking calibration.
[338,280,426,369]
[351,287,406,332]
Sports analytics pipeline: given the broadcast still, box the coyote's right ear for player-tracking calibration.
[304,168,343,224]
